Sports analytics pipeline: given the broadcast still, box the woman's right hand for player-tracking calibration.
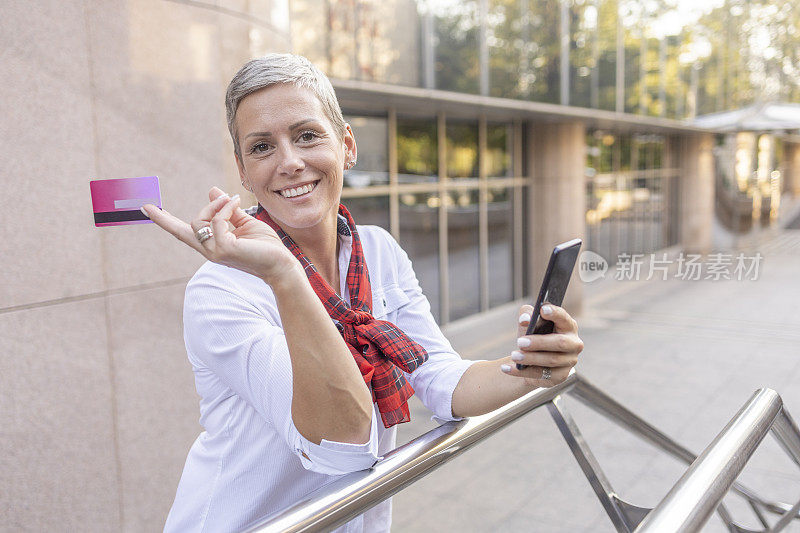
[141,187,300,285]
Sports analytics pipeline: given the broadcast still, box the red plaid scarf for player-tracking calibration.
[255,204,428,428]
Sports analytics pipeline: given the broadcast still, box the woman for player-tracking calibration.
[143,53,583,532]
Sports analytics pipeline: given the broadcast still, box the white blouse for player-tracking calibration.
[164,220,478,533]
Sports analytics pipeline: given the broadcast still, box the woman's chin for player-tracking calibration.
[268,205,336,232]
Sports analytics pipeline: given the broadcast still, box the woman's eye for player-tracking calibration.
[299,131,318,142]
[251,142,271,154]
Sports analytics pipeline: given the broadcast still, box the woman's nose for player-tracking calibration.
[276,143,305,175]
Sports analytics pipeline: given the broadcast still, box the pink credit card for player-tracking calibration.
[90,176,161,227]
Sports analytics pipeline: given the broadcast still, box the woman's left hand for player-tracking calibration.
[501,303,584,387]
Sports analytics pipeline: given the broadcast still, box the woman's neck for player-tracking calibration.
[282,215,341,295]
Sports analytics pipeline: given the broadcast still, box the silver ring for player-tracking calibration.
[541,367,552,380]
[195,225,213,243]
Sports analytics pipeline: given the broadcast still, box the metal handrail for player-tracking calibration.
[634,389,797,532]
[243,373,578,533]
[244,373,800,533]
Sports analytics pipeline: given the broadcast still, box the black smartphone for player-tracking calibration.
[516,238,582,370]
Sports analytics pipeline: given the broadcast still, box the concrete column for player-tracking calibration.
[527,121,586,315]
[667,133,715,254]
[783,142,800,196]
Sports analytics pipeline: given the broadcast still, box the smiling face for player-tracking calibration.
[234,83,356,234]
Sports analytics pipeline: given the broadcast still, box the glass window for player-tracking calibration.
[433,0,479,94]
[569,0,595,108]
[343,196,390,231]
[397,118,438,184]
[586,130,672,263]
[623,14,643,114]
[527,0,561,104]
[398,191,441,322]
[290,0,422,87]
[355,1,423,86]
[487,0,523,99]
[446,121,479,180]
[288,0,330,75]
[343,114,389,189]
[595,0,618,111]
[488,186,513,308]
[448,189,480,321]
[486,123,512,177]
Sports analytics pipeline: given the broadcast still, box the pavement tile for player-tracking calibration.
[392,230,800,531]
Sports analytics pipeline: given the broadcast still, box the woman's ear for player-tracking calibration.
[343,123,357,168]
[235,153,252,192]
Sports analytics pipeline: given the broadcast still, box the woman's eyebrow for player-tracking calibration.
[245,131,272,140]
[243,120,319,140]
[289,119,319,130]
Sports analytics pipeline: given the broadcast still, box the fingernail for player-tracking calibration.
[518,312,531,324]
[140,206,149,218]
[500,364,512,373]
[218,193,230,200]
[511,351,524,362]
[517,337,531,348]
[541,305,553,315]
[231,194,240,201]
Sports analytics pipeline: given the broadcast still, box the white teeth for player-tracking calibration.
[280,182,316,198]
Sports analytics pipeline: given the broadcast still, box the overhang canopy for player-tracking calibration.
[693,102,800,133]
[332,78,713,136]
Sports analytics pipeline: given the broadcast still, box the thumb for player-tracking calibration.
[229,204,254,228]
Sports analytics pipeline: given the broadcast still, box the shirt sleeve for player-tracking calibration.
[383,234,482,423]
[183,267,381,476]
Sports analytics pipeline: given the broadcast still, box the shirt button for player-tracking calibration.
[362,346,369,355]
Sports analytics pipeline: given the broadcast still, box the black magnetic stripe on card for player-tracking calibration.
[94,209,150,223]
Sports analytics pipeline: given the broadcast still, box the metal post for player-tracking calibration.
[513,120,524,299]
[616,1,624,113]
[479,0,489,96]
[388,107,399,241]
[560,0,569,106]
[438,112,449,324]
[591,0,599,108]
[658,36,666,117]
[639,24,646,115]
[478,115,489,311]
[422,5,435,89]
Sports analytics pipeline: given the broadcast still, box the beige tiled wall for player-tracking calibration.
[1,1,289,530]
[1,1,105,309]
[0,300,119,530]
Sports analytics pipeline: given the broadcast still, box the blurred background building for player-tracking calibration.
[2,0,799,530]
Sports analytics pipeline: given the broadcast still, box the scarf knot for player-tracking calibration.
[349,309,372,325]
[255,204,428,428]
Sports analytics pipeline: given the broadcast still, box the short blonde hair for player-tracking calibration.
[225,53,346,159]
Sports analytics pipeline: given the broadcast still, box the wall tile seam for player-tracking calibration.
[79,2,126,527]
[0,276,193,316]
[162,0,291,38]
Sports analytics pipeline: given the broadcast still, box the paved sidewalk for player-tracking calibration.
[391,228,800,532]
